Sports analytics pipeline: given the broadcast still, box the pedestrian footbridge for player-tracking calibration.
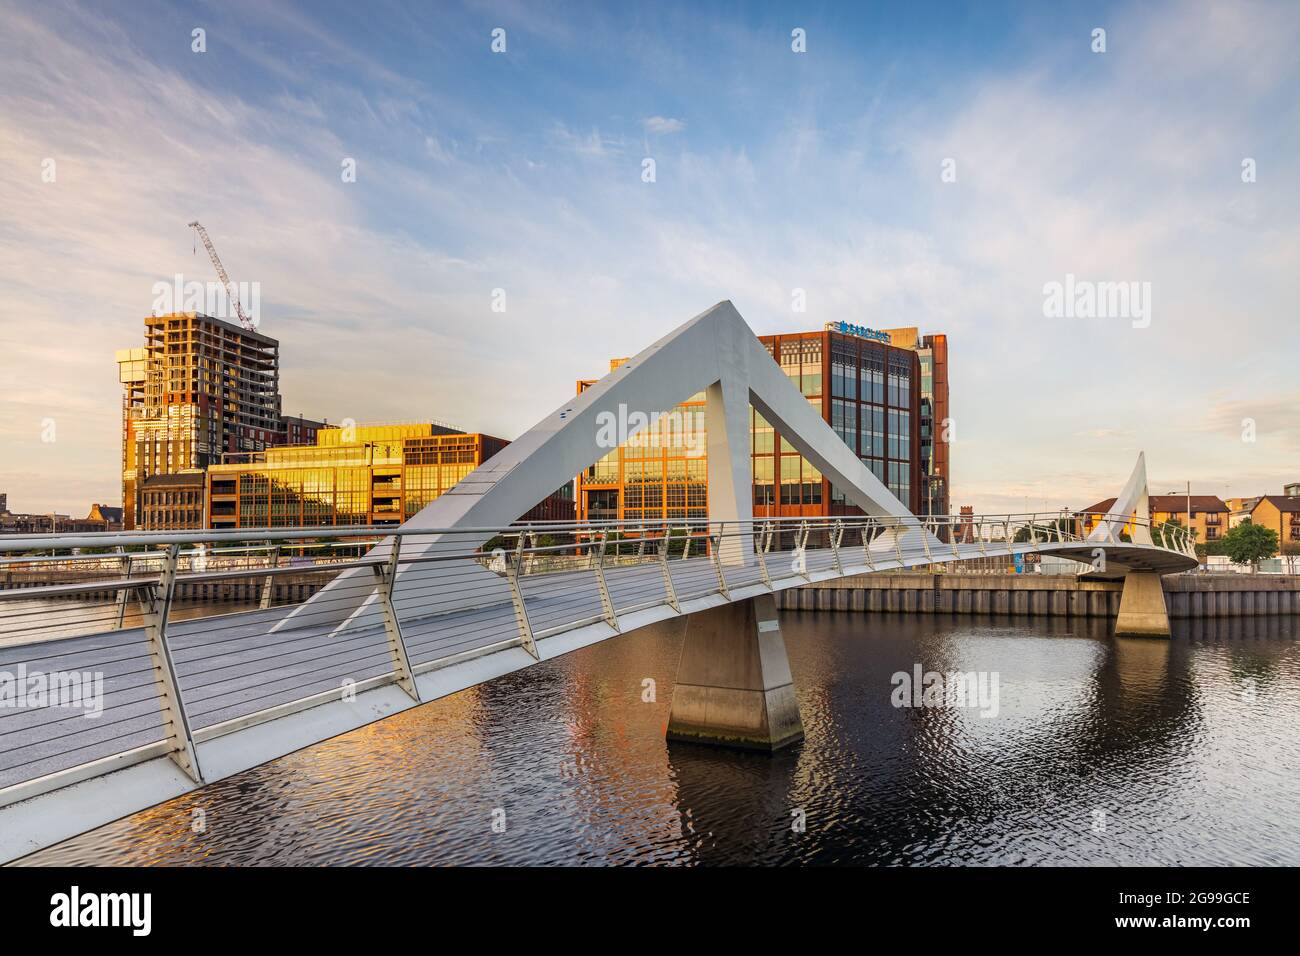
[0,302,1194,861]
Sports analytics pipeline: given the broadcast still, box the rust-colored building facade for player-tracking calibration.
[574,324,923,525]
[882,327,950,518]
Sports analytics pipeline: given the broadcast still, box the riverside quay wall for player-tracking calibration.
[774,573,1300,618]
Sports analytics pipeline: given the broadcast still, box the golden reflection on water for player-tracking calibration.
[16,613,1300,866]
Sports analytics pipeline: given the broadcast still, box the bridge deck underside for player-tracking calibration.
[0,539,1192,795]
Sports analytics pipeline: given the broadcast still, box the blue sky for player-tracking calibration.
[1,0,1298,515]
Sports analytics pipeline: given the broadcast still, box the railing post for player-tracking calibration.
[710,530,731,598]
[259,544,280,610]
[830,519,844,574]
[113,551,133,630]
[755,522,773,588]
[372,537,419,702]
[635,525,648,562]
[920,519,933,563]
[862,520,877,571]
[594,531,619,631]
[658,529,680,611]
[893,523,904,563]
[950,518,961,558]
[506,534,540,659]
[143,544,203,784]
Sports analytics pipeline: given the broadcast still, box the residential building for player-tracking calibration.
[573,324,923,525]
[205,422,573,529]
[1076,495,1229,543]
[1247,495,1300,553]
[117,312,290,530]
[1226,496,1263,529]
[279,414,327,447]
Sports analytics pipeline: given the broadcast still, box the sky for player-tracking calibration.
[1,0,1298,517]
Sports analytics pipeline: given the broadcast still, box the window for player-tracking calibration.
[832,399,857,451]
[888,364,911,408]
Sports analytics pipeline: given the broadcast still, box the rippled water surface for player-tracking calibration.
[20,612,1300,866]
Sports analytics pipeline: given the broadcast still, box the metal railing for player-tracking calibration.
[0,511,1192,806]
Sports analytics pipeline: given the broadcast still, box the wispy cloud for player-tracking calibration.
[0,0,1297,516]
[642,116,686,135]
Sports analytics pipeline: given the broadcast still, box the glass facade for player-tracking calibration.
[882,327,949,517]
[574,329,922,523]
[206,425,524,528]
[577,364,710,526]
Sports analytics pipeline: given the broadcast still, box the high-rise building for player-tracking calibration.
[574,324,923,524]
[116,312,323,530]
[881,327,949,517]
[206,422,574,529]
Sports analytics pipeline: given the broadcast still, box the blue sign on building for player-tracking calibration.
[827,321,891,344]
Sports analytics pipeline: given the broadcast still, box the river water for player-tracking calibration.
[17,612,1300,866]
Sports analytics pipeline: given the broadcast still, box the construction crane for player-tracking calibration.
[187,220,256,332]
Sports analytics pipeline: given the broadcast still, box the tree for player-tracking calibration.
[1220,521,1278,572]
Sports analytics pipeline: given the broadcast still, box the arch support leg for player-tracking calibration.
[1114,572,1171,638]
[666,594,805,750]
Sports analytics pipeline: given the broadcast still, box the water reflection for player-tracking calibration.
[17,612,1300,866]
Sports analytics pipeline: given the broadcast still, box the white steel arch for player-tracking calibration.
[284,300,930,631]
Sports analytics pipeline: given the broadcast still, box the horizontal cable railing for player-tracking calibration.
[0,512,1193,802]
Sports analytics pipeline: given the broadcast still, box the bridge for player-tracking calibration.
[0,302,1194,862]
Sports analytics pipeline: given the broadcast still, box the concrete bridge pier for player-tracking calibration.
[666,593,805,751]
[1114,572,1172,637]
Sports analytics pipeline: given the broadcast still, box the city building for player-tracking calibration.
[206,422,573,529]
[574,324,923,525]
[117,313,280,529]
[1245,494,1300,553]
[0,496,123,534]
[137,473,206,531]
[1225,496,1263,529]
[881,326,950,518]
[83,503,124,532]
[0,506,68,535]
[116,312,325,530]
[1076,494,1229,544]
[280,414,326,447]
[958,505,974,540]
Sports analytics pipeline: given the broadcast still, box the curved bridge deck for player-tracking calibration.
[0,514,1194,861]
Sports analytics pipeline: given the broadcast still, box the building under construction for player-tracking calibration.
[116,312,323,530]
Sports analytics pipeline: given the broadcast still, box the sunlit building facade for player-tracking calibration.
[574,325,922,524]
[116,312,324,529]
[881,326,950,518]
[206,422,573,529]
